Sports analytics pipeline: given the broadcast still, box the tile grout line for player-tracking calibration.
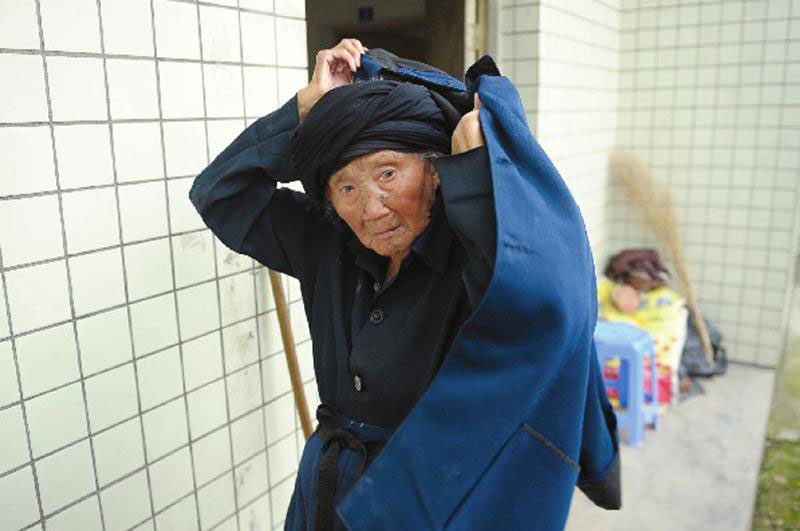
[36,0,105,529]
[729,1,750,364]
[0,44,310,67]
[758,0,794,365]
[0,113,317,128]
[751,6,771,366]
[0,305,296,410]
[268,1,284,525]
[237,0,277,525]
[0,367,314,487]
[0,252,44,529]
[0,174,195,203]
[690,8,710,307]
[20,0,71,531]
[148,0,202,528]
[208,0,243,525]
[171,0,302,19]
[0,278,277,352]
[194,0,240,528]
[10,423,302,531]
[94,0,158,527]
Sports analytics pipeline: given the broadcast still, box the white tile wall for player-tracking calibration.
[183,331,225,390]
[15,323,79,398]
[113,122,165,183]
[40,0,102,53]
[0,195,64,267]
[0,0,39,50]
[5,260,71,334]
[99,470,151,531]
[36,440,96,515]
[119,181,169,242]
[61,188,120,254]
[612,0,800,365]
[192,426,232,486]
[100,0,155,57]
[0,343,18,406]
[76,307,133,375]
[54,124,114,189]
[92,417,145,486]
[26,382,88,457]
[0,54,48,122]
[149,448,194,511]
[501,0,620,267]
[0,126,56,196]
[84,364,139,432]
[45,496,103,531]
[0,406,30,474]
[106,59,160,120]
[138,349,182,411]
[124,239,174,300]
[142,397,190,460]
[1,467,40,530]
[47,56,108,122]
[500,0,798,367]
[159,61,206,120]
[69,249,126,316]
[155,495,199,530]
[130,293,179,355]
[163,120,209,177]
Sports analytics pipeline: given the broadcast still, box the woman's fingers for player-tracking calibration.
[338,39,363,69]
[329,47,356,73]
[451,110,484,155]
[474,93,482,110]
[298,39,367,120]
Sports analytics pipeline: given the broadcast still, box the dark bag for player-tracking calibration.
[680,313,728,378]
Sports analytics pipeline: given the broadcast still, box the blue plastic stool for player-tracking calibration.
[594,320,660,447]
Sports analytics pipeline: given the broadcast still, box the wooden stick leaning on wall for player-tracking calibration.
[268,269,313,440]
[610,150,715,366]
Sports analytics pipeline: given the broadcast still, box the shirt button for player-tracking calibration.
[354,374,363,392]
[369,308,384,324]
[373,281,381,292]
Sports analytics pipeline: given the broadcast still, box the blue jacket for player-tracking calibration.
[335,53,621,530]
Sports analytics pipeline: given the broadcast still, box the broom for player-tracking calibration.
[609,150,715,366]
[268,269,313,440]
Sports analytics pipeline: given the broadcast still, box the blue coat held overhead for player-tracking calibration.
[334,52,621,530]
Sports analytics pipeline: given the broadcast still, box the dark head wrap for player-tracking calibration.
[291,80,459,205]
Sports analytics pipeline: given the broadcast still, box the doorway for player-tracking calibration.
[305,0,491,79]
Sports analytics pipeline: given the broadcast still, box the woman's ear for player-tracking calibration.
[427,163,440,190]
[424,158,440,188]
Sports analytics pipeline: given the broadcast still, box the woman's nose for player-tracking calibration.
[362,188,390,219]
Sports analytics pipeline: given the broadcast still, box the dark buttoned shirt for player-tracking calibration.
[190,95,494,429]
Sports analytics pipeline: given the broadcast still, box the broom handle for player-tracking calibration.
[611,151,716,366]
[268,269,313,440]
[671,251,716,365]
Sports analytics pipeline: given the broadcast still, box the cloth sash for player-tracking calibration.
[313,404,388,531]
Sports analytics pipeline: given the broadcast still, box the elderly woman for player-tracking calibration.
[191,39,619,530]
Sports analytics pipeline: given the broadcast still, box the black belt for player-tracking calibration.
[314,404,386,531]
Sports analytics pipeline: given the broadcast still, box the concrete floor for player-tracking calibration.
[566,362,776,531]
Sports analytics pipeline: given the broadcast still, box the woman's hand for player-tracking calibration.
[451,93,485,155]
[297,38,367,120]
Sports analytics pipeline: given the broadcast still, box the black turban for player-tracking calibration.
[291,80,461,205]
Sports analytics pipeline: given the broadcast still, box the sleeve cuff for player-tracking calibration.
[253,94,300,142]
[434,146,491,199]
[577,452,621,510]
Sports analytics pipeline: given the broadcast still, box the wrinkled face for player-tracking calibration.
[327,150,439,259]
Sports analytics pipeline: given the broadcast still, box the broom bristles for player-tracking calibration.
[610,150,715,366]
